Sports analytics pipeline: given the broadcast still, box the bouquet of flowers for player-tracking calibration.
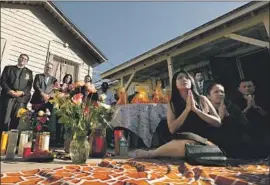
[50,81,113,139]
[17,108,51,132]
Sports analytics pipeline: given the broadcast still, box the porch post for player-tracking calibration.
[167,56,174,86]
[263,16,269,37]
[120,77,124,87]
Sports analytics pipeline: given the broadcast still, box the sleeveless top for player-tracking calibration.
[173,101,218,141]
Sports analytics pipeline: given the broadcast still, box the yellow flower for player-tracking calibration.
[17,108,28,118]
[38,110,45,117]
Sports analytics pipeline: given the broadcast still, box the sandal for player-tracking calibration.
[129,149,153,158]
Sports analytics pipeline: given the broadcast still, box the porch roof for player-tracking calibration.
[101,1,269,82]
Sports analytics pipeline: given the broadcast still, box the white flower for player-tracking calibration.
[98,102,111,110]
[99,94,107,102]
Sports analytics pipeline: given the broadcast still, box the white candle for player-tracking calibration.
[18,132,29,157]
[42,132,50,151]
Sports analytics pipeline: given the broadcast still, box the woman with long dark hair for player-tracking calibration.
[131,70,222,158]
[60,74,73,94]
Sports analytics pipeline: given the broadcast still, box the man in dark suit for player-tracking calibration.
[194,71,209,95]
[30,62,57,111]
[0,54,33,131]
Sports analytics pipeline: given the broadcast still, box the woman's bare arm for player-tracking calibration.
[167,103,190,134]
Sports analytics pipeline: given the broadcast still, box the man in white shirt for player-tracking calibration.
[99,82,116,105]
[194,71,205,95]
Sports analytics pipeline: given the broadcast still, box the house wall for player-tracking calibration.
[0,3,93,82]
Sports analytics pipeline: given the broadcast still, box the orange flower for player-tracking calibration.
[72,93,83,105]
[75,81,85,87]
[85,83,97,93]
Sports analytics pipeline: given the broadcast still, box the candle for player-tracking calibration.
[42,132,50,151]
[18,131,29,157]
[1,131,9,156]
[23,142,32,158]
[5,129,19,160]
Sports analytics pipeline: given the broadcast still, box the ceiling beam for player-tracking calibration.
[225,33,269,48]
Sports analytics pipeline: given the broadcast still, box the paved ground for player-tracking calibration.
[1,148,134,173]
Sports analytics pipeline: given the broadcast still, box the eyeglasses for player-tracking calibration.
[20,57,28,61]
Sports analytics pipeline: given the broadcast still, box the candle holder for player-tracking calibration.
[5,129,19,160]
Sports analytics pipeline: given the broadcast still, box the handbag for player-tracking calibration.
[185,143,227,166]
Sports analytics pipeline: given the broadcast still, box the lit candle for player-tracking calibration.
[1,131,9,156]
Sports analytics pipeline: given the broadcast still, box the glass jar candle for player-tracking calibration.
[5,129,19,160]
[18,131,29,157]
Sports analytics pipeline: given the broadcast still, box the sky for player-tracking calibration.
[54,1,248,81]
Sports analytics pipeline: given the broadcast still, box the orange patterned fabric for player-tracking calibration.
[1,159,269,185]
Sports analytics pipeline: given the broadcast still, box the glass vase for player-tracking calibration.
[70,136,90,164]
[88,128,107,158]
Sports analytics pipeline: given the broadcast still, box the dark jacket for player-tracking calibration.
[30,74,57,104]
[0,65,33,103]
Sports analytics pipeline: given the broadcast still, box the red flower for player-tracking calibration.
[36,124,42,131]
[84,106,90,114]
[93,101,99,108]
[72,93,83,105]
[39,116,47,124]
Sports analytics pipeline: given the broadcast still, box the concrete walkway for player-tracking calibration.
[1,149,133,173]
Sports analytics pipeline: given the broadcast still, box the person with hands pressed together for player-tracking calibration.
[0,54,33,131]
[205,82,266,158]
[130,70,222,158]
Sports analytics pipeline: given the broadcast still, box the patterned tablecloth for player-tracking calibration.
[111,104,167,147]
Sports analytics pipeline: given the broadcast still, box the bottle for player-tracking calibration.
[119,136,128,157]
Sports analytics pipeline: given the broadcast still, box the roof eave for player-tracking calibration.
[46,1,108,64]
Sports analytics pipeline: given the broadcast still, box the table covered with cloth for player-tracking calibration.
[111,103,167,147]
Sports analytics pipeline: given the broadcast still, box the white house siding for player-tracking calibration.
[0,3,92,81]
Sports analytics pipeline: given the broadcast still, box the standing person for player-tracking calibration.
[0,54,33,131]
[56,74,73,145]
[99,82,116,105]
[60,74,73,94]
[194,71,205,95]
[79,75,98,101]
[30,62,57,112]
[130,70,222,158]
[98,82,116,147]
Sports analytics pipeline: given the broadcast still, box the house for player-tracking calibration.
[0,1,107,83]
[101,1,269,100]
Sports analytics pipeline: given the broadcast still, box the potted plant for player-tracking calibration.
[50,82,113,163]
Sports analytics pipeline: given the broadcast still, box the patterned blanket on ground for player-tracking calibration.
[1,159,269,185]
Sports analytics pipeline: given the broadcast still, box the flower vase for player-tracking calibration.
[70,136,90,164]
[89,128,107,158]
